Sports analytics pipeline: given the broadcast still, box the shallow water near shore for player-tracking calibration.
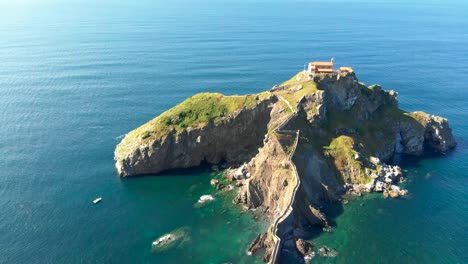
[1,0,467,263]
[283,152,467,263]
[303,151,467,263]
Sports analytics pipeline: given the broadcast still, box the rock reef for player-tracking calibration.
[115,71,456,263]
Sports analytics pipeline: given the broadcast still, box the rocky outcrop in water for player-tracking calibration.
[295,239,315,260]
[115,71,456,263]
[399,112,456,155]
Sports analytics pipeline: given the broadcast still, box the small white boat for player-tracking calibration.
[93,197,102,204]
[152,234,172,246]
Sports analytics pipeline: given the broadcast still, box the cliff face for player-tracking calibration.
[114,71,456,262]
[115,93,276,176]
[399,112,456,155]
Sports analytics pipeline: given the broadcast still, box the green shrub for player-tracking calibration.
[141,131,152,139]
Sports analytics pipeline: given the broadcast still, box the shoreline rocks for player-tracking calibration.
[247,233,267,255]
[224,164,250,181]
[210,179,219,186]
[233,189,248,205]
[345,161,408,198]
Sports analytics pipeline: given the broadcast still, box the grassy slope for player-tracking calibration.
[323,84,399,154]
[115,71,430,185]
[140,92,270,138]
[320,84,430,184]
[406,111,429,126]
[323,135,370,184]
[115,92,271,159]
[273,71,318,110]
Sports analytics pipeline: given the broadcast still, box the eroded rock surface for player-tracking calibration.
[115,94,276,176]
[295,238,315,259]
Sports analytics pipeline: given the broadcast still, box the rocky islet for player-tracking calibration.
[115,71,456,262]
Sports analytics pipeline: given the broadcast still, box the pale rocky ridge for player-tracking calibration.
[114,71,456,263]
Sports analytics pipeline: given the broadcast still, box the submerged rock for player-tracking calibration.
[211,165,220,172]
[399,189,409,196]
[318,246,338,258]
[383,191,389,199]
[388,190,399,198]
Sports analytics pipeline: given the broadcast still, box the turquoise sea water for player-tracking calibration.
[0,0,467,263]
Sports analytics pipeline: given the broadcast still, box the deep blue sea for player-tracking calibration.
[1,0,467,263]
